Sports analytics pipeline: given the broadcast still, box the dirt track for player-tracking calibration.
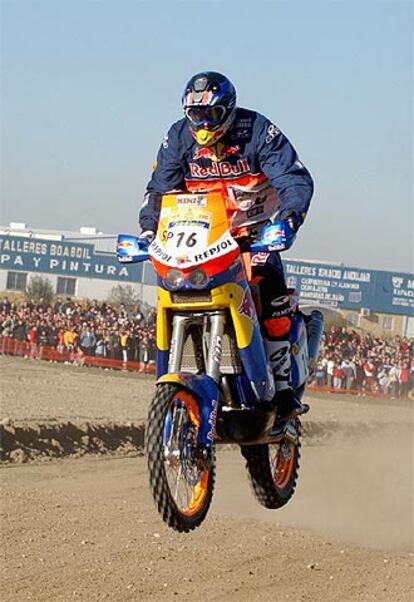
[0,356,413,601]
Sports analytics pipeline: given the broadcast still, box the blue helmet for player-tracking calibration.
[182,71,237,146]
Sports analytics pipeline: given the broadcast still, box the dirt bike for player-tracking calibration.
[117,191,323,533]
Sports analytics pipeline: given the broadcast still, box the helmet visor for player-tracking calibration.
[185,105,226,129]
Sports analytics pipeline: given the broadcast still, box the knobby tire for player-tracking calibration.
[241,418,301,509]
[146,383,215,532]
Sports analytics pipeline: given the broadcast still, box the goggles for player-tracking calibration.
[185,105,226,129]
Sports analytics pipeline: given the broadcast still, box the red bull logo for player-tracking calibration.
[117,240,134,249]
[192,144,240,161]
[251,251,270,266]
[193,147,215,160]
[237,287,259,325]
[189,159,250,179]
[218,144,240,159]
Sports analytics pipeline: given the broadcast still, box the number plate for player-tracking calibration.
[164,215,210,257]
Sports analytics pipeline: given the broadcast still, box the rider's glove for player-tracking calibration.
[259,215,299,252]
[139,230,155,245]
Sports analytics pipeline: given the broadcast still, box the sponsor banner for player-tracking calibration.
[283,259,414,317]
[0,235,143,281]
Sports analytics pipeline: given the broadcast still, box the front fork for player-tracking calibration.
[159,311,225,454]
[167,311,225,381]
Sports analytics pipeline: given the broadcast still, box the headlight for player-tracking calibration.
[189,268,208,288]
[165,269,185,289]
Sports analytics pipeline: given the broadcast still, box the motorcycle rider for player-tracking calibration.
[139,71,314,426]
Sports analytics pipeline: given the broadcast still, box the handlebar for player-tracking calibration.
[116,231,287,265]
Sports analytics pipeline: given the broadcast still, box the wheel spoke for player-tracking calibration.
[173,464,182,501]
[162,392,208,515]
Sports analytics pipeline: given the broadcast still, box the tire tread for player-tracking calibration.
[146,384,215,532]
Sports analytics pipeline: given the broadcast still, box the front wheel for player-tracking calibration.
[146,383,215,532]
[240,418,301,509]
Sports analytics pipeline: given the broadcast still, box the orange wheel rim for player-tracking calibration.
[175,390,201,427]
[181,470,209,516]
[164,390,210,517]
[273,445,295,488]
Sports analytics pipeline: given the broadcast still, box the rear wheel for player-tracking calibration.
[241,419,301,509]
[146,383,215,532]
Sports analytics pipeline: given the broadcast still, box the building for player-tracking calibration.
[284,258,414,337]
[1,223,413,336]
[0,222,157,305]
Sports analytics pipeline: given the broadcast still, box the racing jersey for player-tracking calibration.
[139,108,314,238]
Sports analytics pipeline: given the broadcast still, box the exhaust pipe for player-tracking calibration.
[306,310,324,372]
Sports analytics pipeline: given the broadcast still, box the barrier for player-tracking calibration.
[307,384,392,399]
[0,336,156,374]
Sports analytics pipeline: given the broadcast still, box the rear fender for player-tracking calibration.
[157,373,220,449]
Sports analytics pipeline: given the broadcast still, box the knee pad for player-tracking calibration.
[263,315,291,338]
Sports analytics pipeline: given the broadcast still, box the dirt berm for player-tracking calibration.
[0,356,410,463]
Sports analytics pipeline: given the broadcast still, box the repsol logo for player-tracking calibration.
[193,239,233,262]
[149,241,172,262]
[189,159,250,179]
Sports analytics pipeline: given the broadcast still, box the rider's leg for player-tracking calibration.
[251,257,309,421]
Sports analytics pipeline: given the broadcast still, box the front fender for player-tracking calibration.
[157,373,219,448]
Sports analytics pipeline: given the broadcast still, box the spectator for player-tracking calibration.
[399,360,410,397]
[333,364,345,389]
[64,325,78,352]
[28,324,38,358]
[388,365,400,398]
[95,331,108,358]
[341,358,356,390]
[79,324,97,356]
[363,359,377,392]
[119,330,129,365]
[326,357,335,389]
[377,368,391,395]
[314,362,326,387]
[13,319,28,342]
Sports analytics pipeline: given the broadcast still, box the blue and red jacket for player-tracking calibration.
[139,108,314,237]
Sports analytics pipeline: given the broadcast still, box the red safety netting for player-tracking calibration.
[0,336,156,374]
[307,384,391,399]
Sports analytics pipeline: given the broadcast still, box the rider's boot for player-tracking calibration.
[262,297,309,429]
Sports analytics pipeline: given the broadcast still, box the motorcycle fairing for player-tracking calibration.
[156,349,169,378]
[155,282,274,402]
[158,254,246,293]
[157,373,219,448]
[149,192,240,277]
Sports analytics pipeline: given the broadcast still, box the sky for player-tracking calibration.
[1,0,413,273]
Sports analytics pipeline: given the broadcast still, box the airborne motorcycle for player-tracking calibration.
[117,191,323,532]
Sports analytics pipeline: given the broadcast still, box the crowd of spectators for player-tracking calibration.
[313,326,414,398]
[0,296,156,369]
[1,297,413,397]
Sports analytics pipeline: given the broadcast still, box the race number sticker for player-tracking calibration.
[163,219,210,256]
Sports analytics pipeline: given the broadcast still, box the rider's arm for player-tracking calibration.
[256,116,314,228]
[139,121,186,233]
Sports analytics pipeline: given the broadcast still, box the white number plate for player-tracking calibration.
[165,221,209,256]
